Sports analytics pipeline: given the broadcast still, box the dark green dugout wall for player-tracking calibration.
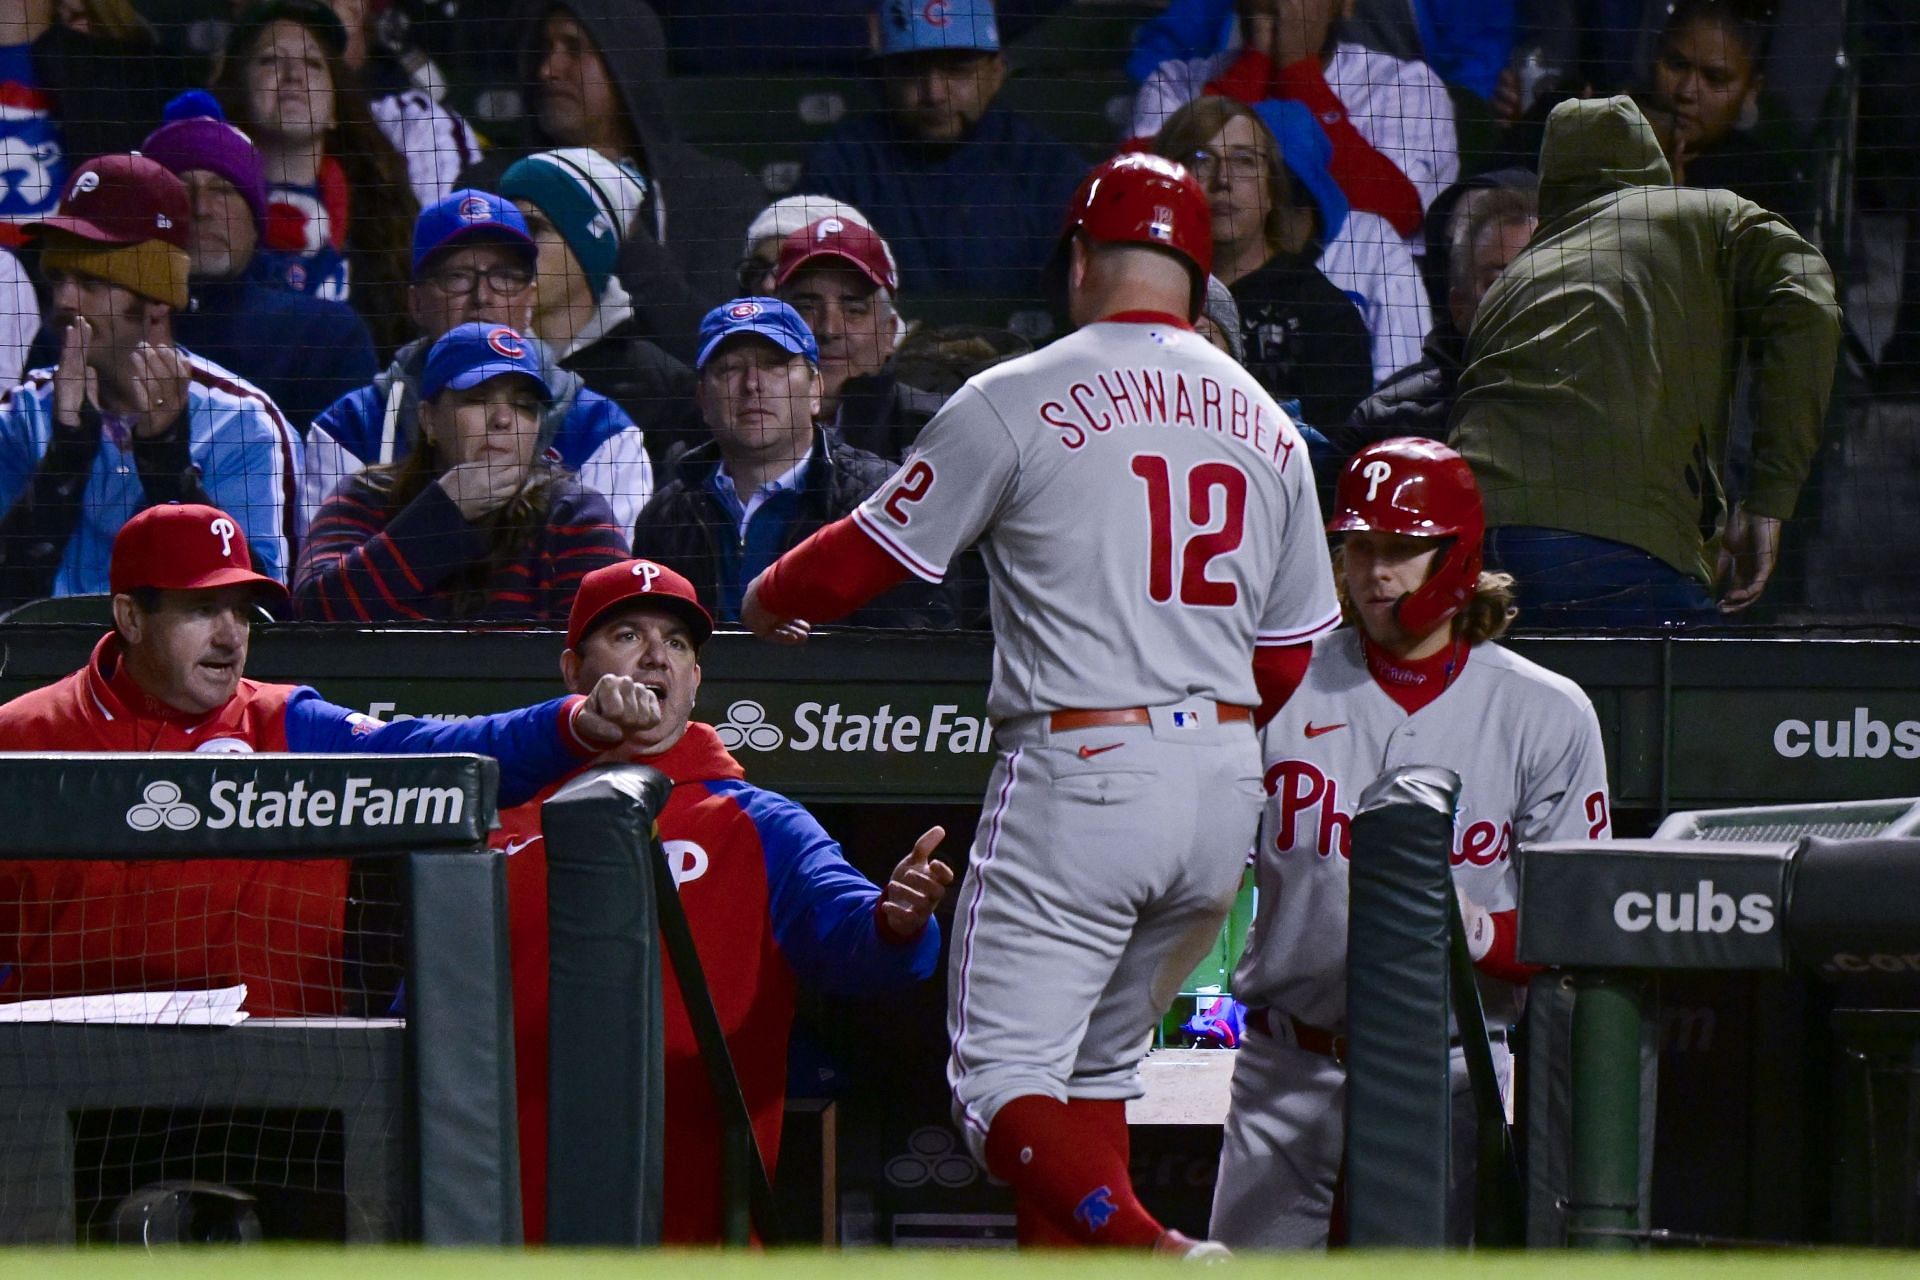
[2,624,1917,811]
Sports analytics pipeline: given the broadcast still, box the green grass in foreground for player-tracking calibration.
[0,1249,1914,1279]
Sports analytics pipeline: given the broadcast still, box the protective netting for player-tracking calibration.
[0,0,1903,630]
[0,858,409,1242]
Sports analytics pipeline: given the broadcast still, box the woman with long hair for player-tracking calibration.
[292,322,628,621]
[213,0,417,356]
[1152,94,1373,428]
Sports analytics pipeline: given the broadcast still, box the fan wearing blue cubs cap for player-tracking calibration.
[795,0,1088,301]
[292,321,630,623]
[302,187,656,545]
[630,298,951,630]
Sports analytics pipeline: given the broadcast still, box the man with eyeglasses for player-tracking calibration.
[301,189,653,538]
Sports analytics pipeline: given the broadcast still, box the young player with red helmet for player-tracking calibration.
[1210,437,1612,1246]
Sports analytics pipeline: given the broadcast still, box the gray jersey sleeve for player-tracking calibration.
[1256,451,1341,646]
[853,383,1021,583]
[1516,691,1613,849]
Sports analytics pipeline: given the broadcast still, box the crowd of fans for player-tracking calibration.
[0,0,1885,629]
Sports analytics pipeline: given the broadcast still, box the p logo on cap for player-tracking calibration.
[632,560,663,592]
[73,171,100,195]
[108,501,288,605]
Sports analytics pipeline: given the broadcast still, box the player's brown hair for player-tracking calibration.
[1457,571,1519,644]
[1333,548,1519,645]
[1152,96,1310,257]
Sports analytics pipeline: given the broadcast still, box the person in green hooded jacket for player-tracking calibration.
[1448,94,1839,628]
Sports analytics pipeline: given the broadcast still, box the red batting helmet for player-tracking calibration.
[1055,153,1213,319]
[1329,438,1485,636]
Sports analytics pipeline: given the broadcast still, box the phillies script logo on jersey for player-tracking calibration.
[1266,759,1513,866]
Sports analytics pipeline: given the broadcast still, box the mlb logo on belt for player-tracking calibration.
[1171,709,1201,729]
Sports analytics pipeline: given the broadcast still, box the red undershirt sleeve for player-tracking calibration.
[1271,57,1425,238]
[1474,909,1542,986]
[755,515,911,625]
[1252,641,1313,728]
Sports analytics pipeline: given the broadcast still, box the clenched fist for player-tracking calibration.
[574,673,663,746]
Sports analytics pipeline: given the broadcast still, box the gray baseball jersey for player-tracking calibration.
[854,319,1339,722]
[1235,628,1612,1031]
[1211,628,1609,1249]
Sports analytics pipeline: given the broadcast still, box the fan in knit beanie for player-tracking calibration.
[140,92,270,235]
[497,149,649,305]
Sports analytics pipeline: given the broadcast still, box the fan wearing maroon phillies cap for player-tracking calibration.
[0,501,670,1020]
[743,153,1338,1257]
[488,557,953,1244]
[0,154,301,609]
[770,216,923,441]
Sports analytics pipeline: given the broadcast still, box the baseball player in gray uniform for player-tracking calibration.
[741,153,1339,1253]
[1210,437,1611,1247]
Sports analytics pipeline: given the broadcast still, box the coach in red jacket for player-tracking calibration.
[493,558,953,1243]
[0,501,663,1016]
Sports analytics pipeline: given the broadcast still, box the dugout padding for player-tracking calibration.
[0,753,518,1245]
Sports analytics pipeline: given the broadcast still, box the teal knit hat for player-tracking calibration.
[498,149,648,304]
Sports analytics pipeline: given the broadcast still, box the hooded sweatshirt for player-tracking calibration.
[492,720,941,1243]
[459,0,766,364]
[1449,97,1840,584]
[302,333,653,539]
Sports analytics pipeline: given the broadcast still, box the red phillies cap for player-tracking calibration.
[772,216,899,294]
[110,503,288,605]
[567,559,715,650]
[32,154,192,251]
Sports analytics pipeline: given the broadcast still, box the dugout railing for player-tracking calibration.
[0,753,518,1245]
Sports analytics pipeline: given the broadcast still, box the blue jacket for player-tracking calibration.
[800,108,1088,301]
[0,351,300,597]
[174,278,378,432]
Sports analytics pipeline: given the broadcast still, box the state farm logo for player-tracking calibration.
[124,777,466,832]
[1612,881,1775,935]
[716,700,784,752]
[127,781,200,832]
[1773,708,1920,759]
[716,700,993,755]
